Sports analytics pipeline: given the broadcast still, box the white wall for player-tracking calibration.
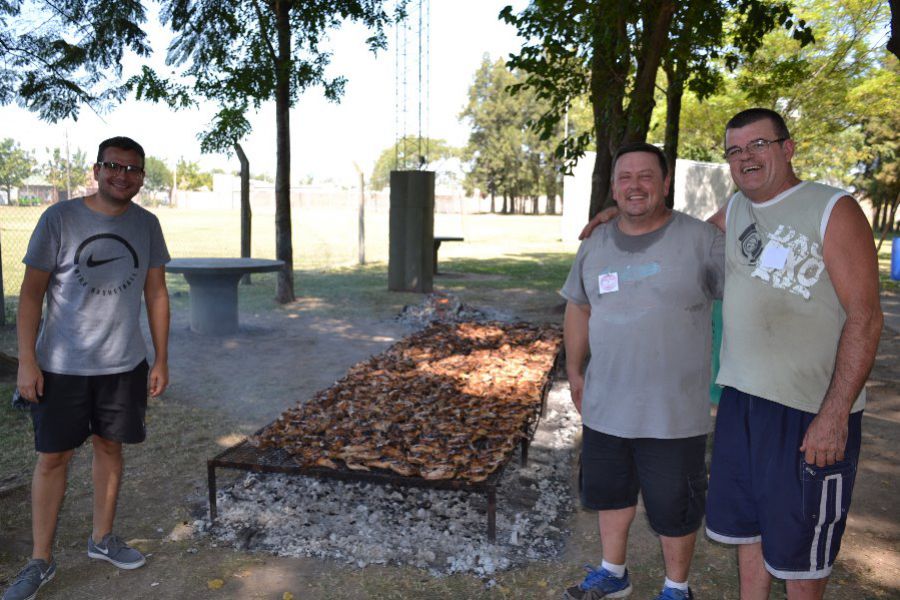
[562,151,733,241]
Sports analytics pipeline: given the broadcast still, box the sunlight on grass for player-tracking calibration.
[878,237,897,292]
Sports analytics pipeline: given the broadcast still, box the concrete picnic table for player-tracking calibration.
[433,236,464,274]
[166,258,284,335]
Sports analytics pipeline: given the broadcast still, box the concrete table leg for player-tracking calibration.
[183,272,243,335]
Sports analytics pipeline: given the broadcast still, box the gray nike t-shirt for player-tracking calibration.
[23,198,170,375]
[561,211,724,439]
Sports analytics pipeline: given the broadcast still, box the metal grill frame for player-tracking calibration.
[207,347,561,543]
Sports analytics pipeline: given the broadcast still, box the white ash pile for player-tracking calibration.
[200,380,580,577]
[396,292,515,328]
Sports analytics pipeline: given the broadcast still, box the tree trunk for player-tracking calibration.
[873,197,885,233]
[235,142,253,285]
[888,0,899,60]
[622,0,676,144]
[0,230,5,326]
[358,170,366,265]
[876,191,900,253]
[273,0,295,303]
[589,1,630,218]
[663,58,685,209]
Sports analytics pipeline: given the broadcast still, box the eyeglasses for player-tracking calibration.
[97,161,144,176]
[724,138,787,161]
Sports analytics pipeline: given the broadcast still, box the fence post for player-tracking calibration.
[0,227,5,325]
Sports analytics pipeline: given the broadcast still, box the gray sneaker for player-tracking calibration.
[2,558,56,600]
[87,534,146,569]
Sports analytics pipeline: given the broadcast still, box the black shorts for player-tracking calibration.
[30,360,149,453]
[580,425,708,537]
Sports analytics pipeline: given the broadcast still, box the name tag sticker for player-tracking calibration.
[760,241,789,270]
[598,272,619,294]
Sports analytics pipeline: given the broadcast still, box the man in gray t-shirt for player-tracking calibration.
[561,143,723,600]
[4,137,169,600]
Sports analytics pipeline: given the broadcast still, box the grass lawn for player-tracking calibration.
[878,236,897,292]
[0,383,33,485]
[2,206,578,315]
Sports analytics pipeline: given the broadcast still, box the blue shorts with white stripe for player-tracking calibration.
[706,386,862,580]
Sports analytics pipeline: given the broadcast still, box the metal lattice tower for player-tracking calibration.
[394,0,430,171]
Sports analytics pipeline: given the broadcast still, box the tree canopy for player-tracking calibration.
[370,137,458,190]
[0,0,150,121]
[460,56,564,214]
[0,138,36,201]
[43,147,89,200]
[131,0,399,302]
[668,0,896,223]
[175,158,213,191]
[501,0,813,216]
[143,156,173,194]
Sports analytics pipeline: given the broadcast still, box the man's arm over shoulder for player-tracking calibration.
[800,196,882,466]
[579,206,619,239]
[144,266,170,397]
[705,227,726,300]
[707,203,726,232]
[17,267,51,402]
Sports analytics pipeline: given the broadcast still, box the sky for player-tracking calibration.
[0,1,527,185]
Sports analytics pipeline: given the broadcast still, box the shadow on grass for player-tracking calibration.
[163,251,576,320]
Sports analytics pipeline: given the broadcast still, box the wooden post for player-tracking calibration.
[0,230,5,326]
[235,143,252,285]
[353,163,366,265]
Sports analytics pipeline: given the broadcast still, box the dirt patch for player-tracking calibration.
[0,287,898,599]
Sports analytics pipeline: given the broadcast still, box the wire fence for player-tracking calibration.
[1,191,540,323]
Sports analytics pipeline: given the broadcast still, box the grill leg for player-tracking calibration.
[487,488,497,543]
[207,462,218,522]
[520,438,530,466]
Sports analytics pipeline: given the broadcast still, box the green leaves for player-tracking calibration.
[460,56,563,210]
[0,0,150,121]
[0,138,36,197]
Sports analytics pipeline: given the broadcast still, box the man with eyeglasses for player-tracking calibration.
[704,108,882,599]
[4,137,170,600]
[578,108,882,599]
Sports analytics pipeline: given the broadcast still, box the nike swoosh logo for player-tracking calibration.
[86,254,125,268]
[94,545,109,555]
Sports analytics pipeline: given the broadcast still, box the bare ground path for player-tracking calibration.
[0,284,897,599]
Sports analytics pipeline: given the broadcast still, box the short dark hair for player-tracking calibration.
[97,136,145,166]
[613,142,668,179]
[725,108,791,141]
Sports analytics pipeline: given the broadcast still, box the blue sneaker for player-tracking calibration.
[87,534,146,569]
[564,565,632,599]
[653,586,694,600]
[1,558,56,600]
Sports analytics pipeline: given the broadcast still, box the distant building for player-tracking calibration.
[16,175,57,204]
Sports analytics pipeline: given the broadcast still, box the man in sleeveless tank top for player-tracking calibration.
[703,109,882,600]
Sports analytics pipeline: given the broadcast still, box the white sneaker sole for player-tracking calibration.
[87,550,146,570]
[563,583,632,600]
[607,584,633,598]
